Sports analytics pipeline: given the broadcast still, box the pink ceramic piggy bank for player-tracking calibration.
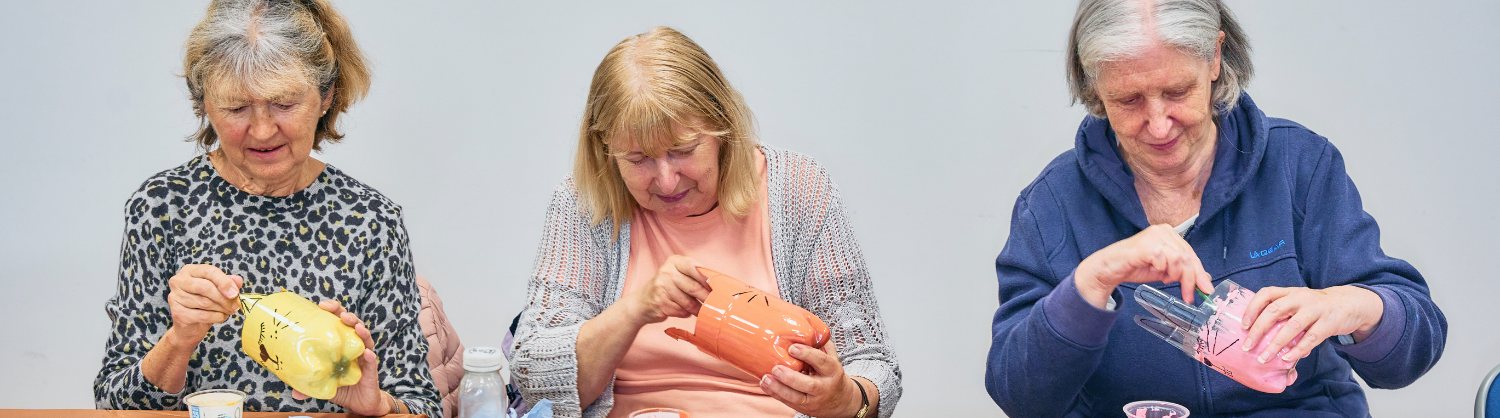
[665,267,831,378]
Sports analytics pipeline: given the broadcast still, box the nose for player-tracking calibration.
[653,157,680,193]
[1145,98,1172,140]
[248,105,277,140]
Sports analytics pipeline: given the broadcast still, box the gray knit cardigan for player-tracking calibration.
[510,145,901,418]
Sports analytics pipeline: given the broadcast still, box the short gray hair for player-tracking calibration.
[183,0,371,151]
[1066,0,1252,118]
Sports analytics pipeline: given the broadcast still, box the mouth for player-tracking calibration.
[248,144,285,156]
[656,190,690,203]
[1148,137,1178,152]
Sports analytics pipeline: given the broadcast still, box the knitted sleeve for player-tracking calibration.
[765,147,903,418]
[510,179,621,418]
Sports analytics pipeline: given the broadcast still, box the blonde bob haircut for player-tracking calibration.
[182,0,371,151]
[575,27,759,233]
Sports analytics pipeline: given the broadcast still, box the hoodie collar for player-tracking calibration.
[1074,93,1269,230]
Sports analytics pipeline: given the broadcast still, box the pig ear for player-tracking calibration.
[694,266,722,278]
[665,327,705,347]
[806,312,831,347]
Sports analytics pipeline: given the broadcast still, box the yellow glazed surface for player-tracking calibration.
[238,292,364,399]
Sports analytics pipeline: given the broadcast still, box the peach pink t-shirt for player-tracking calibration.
[609,150,795,418]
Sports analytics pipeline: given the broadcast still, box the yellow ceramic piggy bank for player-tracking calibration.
[238,292,364,399]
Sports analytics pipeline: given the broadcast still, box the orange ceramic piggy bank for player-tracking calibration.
[665,267,831,379]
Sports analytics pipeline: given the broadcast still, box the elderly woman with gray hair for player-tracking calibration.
[94,0,439,415]
[986,0,1446,416]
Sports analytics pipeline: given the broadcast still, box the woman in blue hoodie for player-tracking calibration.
[985,0,1447,416]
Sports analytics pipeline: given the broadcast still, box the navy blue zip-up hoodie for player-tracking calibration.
[985,94,1446,417]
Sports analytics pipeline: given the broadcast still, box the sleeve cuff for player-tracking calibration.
[1040,271,1120,348]
[1335,284,1407,363]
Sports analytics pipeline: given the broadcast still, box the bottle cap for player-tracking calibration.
[464,346,505,372]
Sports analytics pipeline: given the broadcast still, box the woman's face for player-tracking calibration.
[204,84,329,187]
[612,121,722,218]
[1096,38,1222,175]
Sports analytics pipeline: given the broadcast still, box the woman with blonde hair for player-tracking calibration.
[510,27,901,418]
[94,0,439,415]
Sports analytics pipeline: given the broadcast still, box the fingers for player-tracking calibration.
[1276,316,1331,363]
[359,348,379,378]
[769,364,821,396]
[318,299,347,316]
[1131,226,1210,303]
[171,283,230,312]
[1179,242,1212,304]
[354,320,376,352]
[1241,286,1287,329]
[648,281,698,319]
[183,264,241,299]
[291,389,308,400]
[789,344,841,375]
[1258,311,1316,364]
[759,371,808,409]
[168,264,244,326]
[667,256,711,301]
[1240,287,1293,350]
[1240,287,1307,360]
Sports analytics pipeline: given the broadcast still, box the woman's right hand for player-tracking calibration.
[576,255,713,408]
[166,264,243,341]
[143,264,244,392]
[1074,224,1214,309]
[621,255,712,326]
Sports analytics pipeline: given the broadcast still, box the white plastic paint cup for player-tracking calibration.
[186,389,246,418]
[1124,400,1190,418]
[629,408,690,418]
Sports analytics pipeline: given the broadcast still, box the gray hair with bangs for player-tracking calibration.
[183,0,370,151]
[1067,0,1252,118]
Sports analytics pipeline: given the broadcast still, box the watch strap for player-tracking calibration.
[851,377,870,418]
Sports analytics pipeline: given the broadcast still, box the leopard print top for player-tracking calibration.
[94,156,440,416]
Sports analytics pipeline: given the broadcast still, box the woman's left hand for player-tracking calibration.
[760,344,874,418]
[291,300,394,416]
[1239,285,1384,363]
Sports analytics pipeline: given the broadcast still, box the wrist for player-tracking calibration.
[163,324,209,348]
[612,297,654,329]
[844,377,871,418]
[1354,287,1385,336]
[1071,267,1114,309]
[385,390,402,415]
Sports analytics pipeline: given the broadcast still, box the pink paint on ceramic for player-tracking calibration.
[1123,400,1189,418]
[1192,285,1302,394]
[664,267,831,378]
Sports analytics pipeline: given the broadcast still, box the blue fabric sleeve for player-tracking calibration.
[1337,285,1406,362]
[1045,272,1120,347]
[986,193,1116,417]
[1295,139,1447,389]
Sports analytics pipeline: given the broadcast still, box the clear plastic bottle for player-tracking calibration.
[459,346,509,418]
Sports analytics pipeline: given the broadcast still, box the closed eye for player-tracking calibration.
[668,144,699,158]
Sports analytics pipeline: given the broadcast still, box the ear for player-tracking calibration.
[320,88,335,114]
[1211,31,1225,82]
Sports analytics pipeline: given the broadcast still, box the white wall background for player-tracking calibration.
[1,1,1495,416]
